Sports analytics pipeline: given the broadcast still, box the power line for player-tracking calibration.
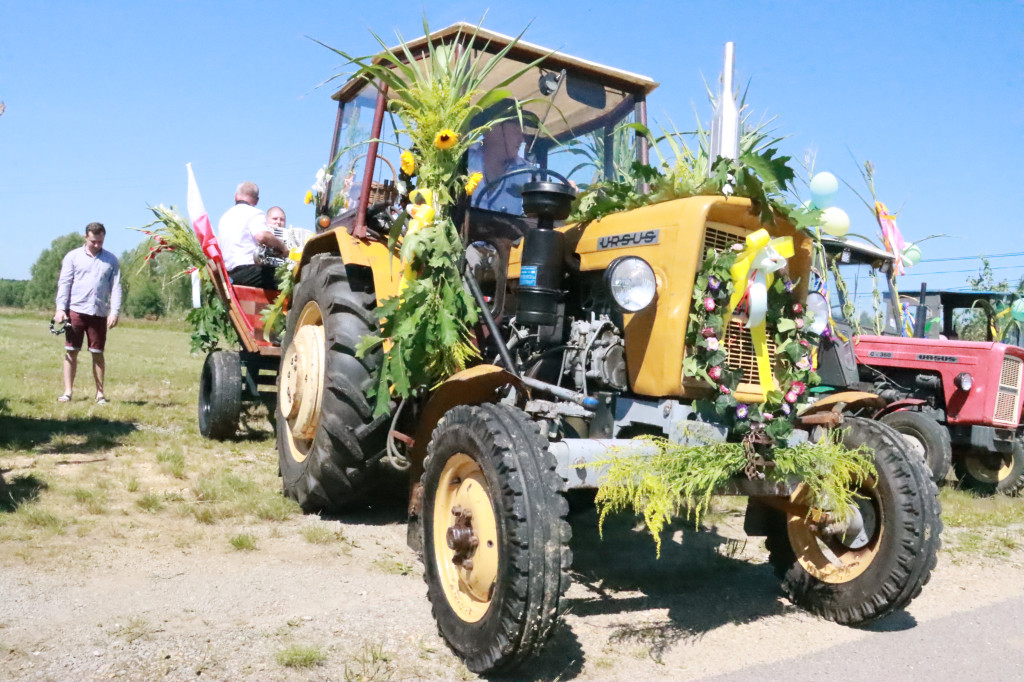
[919,251,1024,263]
[900,264,1024,277]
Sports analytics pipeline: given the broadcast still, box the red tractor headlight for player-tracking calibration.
[955,372,973,391]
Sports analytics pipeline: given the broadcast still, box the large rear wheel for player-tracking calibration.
[421,404,571,674]
[880,409,952,483]
[275,254,393,512]
[765,417,942,625]
[953,442,1024,496]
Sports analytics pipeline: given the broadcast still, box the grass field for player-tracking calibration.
[3,306,1023,555]
[0,308,297,557]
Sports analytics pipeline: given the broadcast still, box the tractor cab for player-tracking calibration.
[316,23,657,243]
[818,236,904,339]
[815,236,905,389]
[897,289,1013,342]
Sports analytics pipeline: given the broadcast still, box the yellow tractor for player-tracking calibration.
[276,23,941,674]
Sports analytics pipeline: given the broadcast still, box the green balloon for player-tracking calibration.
[902,243,922,267]
[1011,299,1024,323]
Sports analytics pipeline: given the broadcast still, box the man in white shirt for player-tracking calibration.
[217,182,287,288]
[54,222,121,404]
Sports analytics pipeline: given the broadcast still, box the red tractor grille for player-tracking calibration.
[724,318,777,385]
[994,355,1023,425]
[1000,356,1021,388]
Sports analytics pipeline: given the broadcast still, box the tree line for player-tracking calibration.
[0,232,192,318]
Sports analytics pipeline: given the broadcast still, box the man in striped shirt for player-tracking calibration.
[54,222,121,404]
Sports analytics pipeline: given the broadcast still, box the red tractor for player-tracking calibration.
[817,237,1024,494]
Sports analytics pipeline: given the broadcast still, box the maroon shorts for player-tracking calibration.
[65,311,108,353]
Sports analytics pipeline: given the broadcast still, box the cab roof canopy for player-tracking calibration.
[898,290,1012,307]
[821,236,896,264]
[331,22,658,140]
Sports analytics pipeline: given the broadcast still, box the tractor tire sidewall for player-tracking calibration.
[421,404,571,674]
[198,351,241,440]
[954,441,1024,496]
[998,442,1024,495]
[275,254,391,513]
[776,417,941,625]
[880,410,952,483]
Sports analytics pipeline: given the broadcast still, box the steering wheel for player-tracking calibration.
[365,200,396,237]
[475,167,573,206]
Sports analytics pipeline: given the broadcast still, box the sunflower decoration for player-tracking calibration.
[400,150,417,176]
[433,129,458,150]
[321,20,549,415]
[465,172,483,196]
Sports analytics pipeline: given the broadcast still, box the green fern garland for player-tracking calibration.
[594,431,876,557]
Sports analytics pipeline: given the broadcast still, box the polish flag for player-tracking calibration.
[186,163,220,261]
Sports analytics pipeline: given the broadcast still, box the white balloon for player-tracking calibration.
[820,206,850,237]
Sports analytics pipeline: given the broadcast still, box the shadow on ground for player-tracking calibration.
[521,498,791,679]
[319,496,411,527]
[0,472,48,512]
[0,415,137,454]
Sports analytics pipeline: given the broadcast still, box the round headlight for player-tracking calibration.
[806,292,830,335]
[955,372,973,392]
[605,257,657,313]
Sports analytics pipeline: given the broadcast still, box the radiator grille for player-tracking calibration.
[1000,356,1021,389]
[994,355,1023,425]
[703,223,747,259]
[723,318,778,385]
[699,224,777,388]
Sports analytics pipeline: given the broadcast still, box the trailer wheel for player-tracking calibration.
[198,350,242,440]
[766,417,942,625]
[276,254,393,512]
[880,409,952,483]
[421,404,571,674]
[954,442,1024,496]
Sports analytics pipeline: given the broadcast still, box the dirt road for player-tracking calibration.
[2,499,1022,682]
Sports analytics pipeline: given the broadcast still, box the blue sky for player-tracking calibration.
[1,1,1021,291]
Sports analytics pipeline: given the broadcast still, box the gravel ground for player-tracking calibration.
[2,500,1022,682]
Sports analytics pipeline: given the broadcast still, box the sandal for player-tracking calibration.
[57,394,72,403]
[95,396,109,405]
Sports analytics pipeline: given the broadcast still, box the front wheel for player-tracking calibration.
[766,417,942,625]
[880,409,952,483]
[421,404,571,674]
[953,442,1024,496]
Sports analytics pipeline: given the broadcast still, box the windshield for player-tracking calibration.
[328,62,644,218]
[323,86,403,220]
[823,260,903,335]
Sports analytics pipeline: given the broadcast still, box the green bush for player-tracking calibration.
[24,233,83,309]
[124,278,165,318]
[0,279,27,307]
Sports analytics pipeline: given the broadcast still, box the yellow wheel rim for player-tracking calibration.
[279,301,325,463]
[432,453,500,623]
[962,451,1011,484]
[788,479,882,584]
[999,457,1014,481]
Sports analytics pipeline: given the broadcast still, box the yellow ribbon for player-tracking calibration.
[726,228,795,399]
